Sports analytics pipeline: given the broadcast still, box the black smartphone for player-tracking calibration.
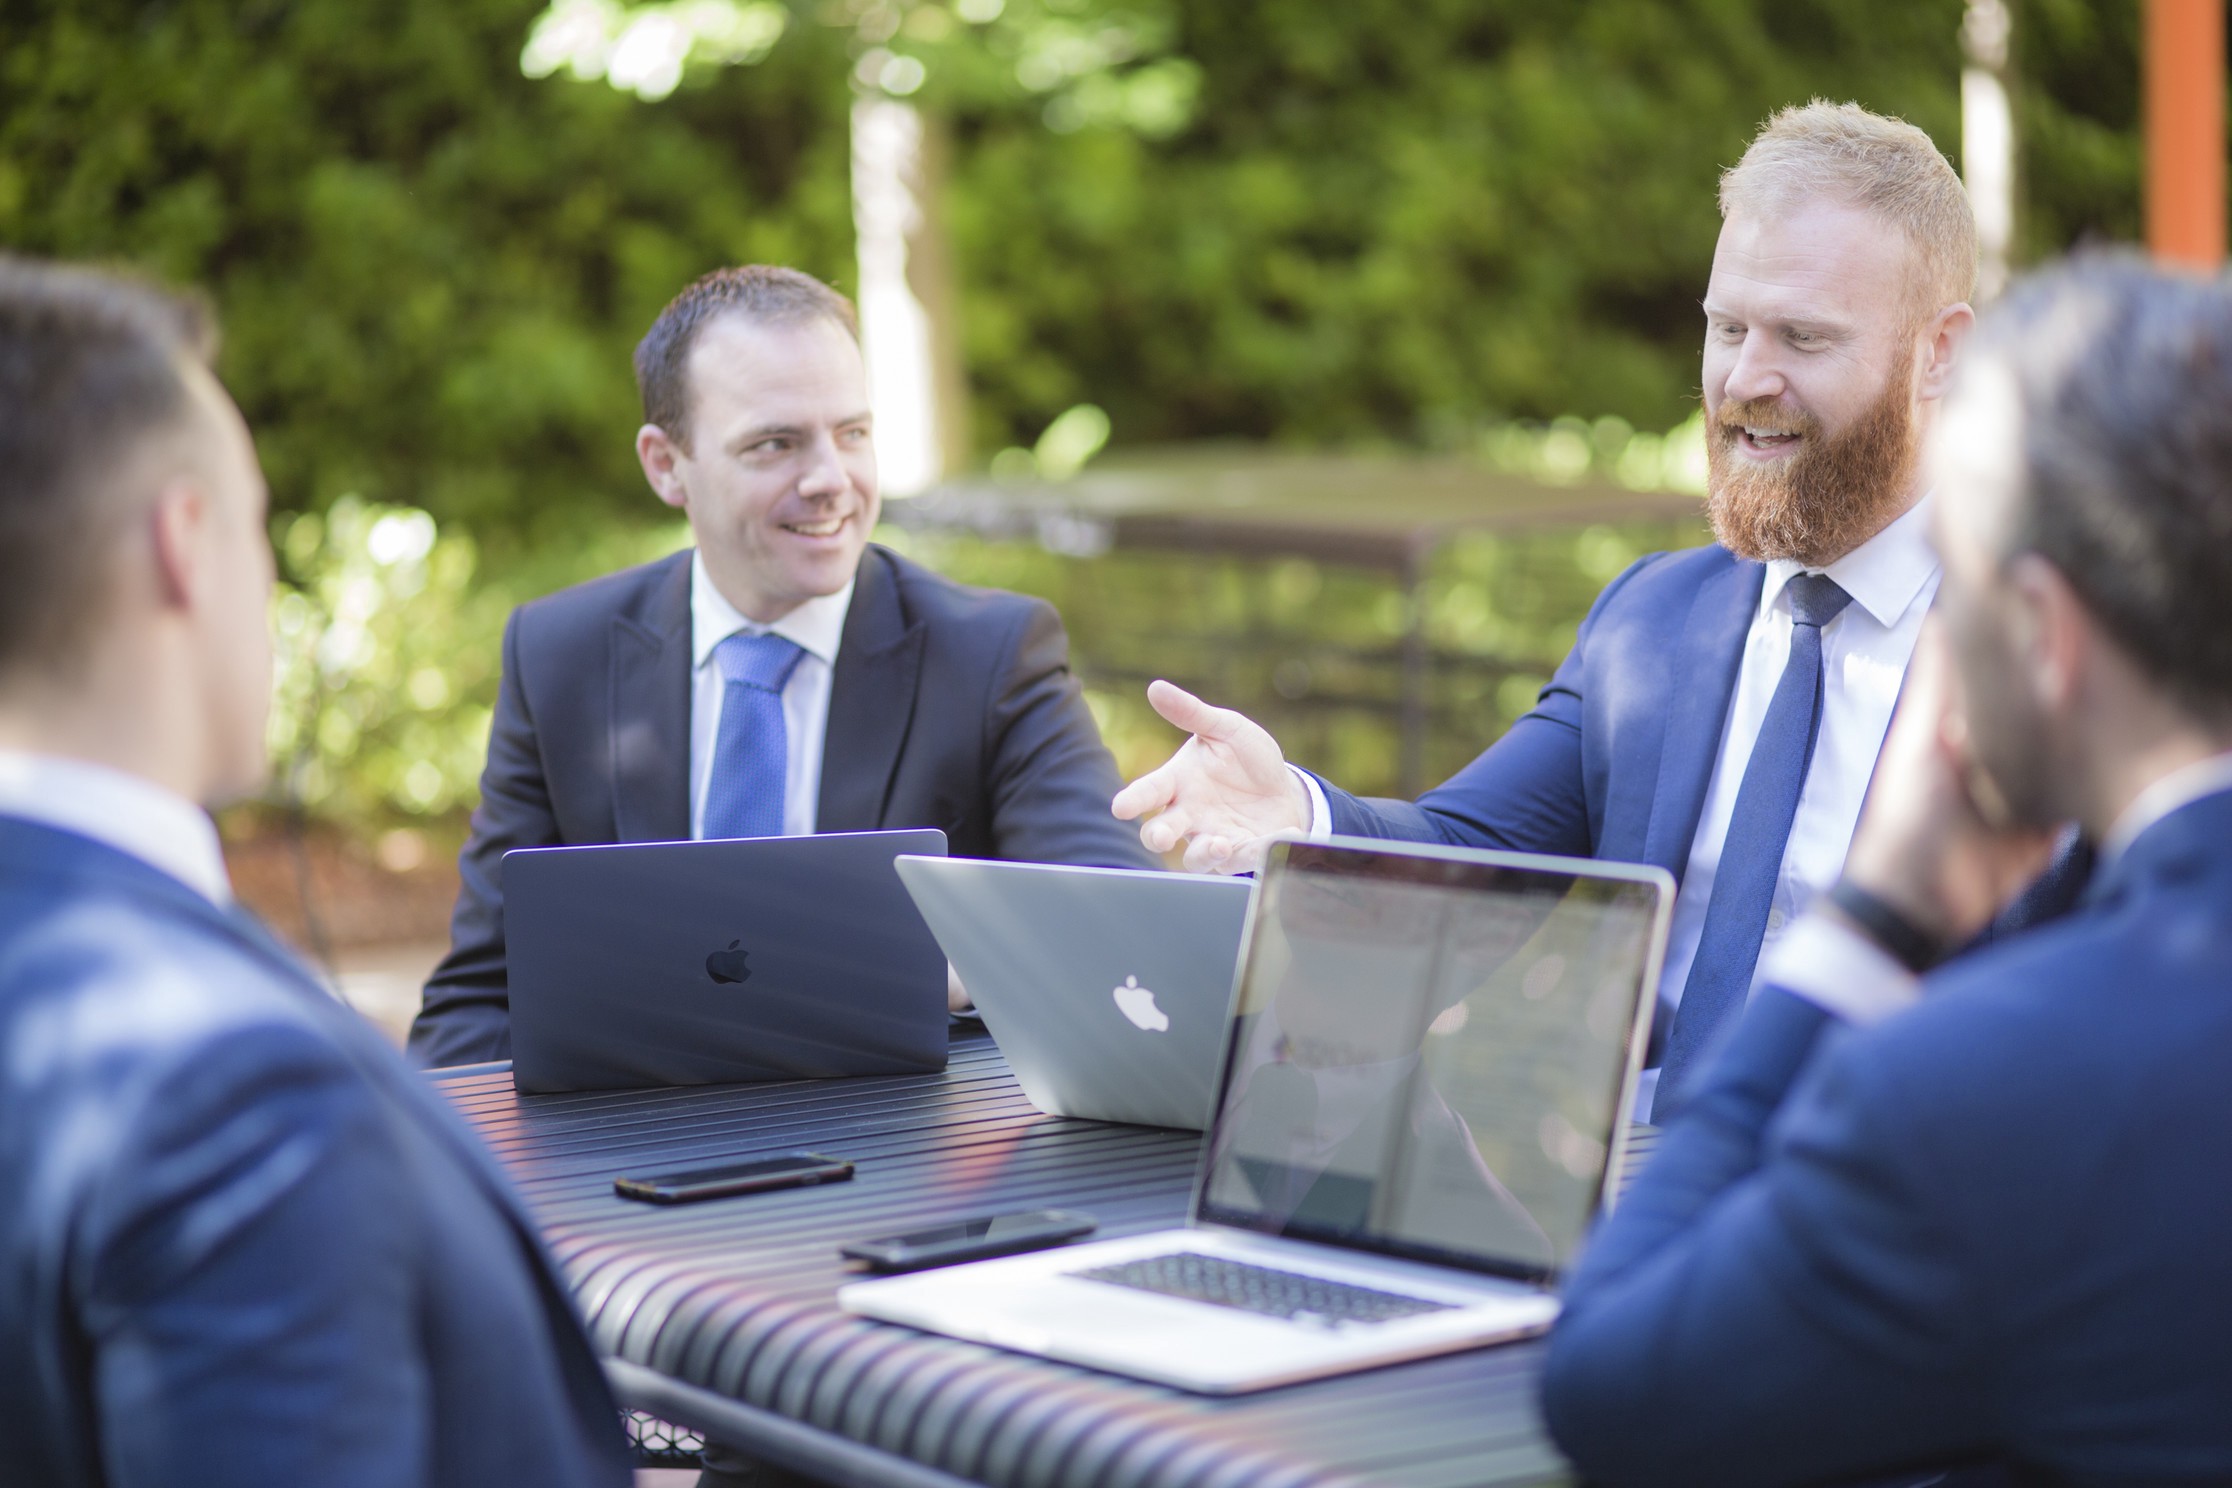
[840,1209,1097,1272]
[614,1152,854,1204]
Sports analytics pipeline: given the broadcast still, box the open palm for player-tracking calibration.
[1111,680,1311,873]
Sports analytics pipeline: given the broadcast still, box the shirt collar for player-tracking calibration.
[1760,492,1941,630]
[0,750,232,904]
[2099,749,2232,866]
[689,550,854,672]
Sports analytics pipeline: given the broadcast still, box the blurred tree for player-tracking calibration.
[0,0,2154,534]
[0,0,855,550]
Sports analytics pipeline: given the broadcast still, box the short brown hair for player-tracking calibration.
[0,258,217,678]
[633,265,858,450]
[1721,100,1979,318]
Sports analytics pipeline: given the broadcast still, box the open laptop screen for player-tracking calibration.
[1195,840,1669,1283]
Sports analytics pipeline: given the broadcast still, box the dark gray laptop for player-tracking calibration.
[506,830,948,1093]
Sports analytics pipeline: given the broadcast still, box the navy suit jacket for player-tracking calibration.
[1316,545,2086,1022]
[410,542,1154,1067]
[1541,789,2232,1486]
[0,819,631,1488]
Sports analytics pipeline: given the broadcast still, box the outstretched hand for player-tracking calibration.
[1842,621,2061,946]
[1111,680,1312,874]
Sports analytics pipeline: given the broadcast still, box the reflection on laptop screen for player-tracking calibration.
[1197,842,1663,1281]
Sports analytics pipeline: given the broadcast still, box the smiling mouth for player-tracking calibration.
[781,516,849,538]
[1737,426,1803,456]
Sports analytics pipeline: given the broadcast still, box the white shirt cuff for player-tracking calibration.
[1292,766,1335,842]
[1757,912,1922,1027]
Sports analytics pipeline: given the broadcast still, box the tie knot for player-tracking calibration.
[1784,572,1854,630]
[715,630,805,692]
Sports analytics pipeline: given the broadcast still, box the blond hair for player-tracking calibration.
[1721,100,1978,317]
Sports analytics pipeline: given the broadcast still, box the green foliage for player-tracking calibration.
[0,0,854,544]
[267,499,685,824]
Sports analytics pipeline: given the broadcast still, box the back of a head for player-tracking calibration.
[0,259,216,683]
[633,265,858,449]
[1721,100,1979,318]
[1970,256,2232,723]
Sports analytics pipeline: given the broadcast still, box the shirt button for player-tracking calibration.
[1766,909,1787,933]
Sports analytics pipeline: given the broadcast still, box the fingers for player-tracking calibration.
[1145,679,1252,745]
[1111,763,1177,823]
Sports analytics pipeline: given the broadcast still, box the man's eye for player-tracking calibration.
[750,439,788,454]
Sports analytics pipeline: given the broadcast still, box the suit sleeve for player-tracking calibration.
[1542,996,1996,1485]
[981,598,1160,870]
[1316,556,1658,853]
[409,609,556,1067]
[80,1027,433,1488]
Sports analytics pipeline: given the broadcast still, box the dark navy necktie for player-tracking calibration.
[1655,572,1853,1118]
[701,631,805,841]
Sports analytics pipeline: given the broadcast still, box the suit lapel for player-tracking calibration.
[817,548,928,832]
[1638,558,1764,883]
[610,554,692,843]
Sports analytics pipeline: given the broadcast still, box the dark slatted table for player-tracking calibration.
[435,1034,1658,1488]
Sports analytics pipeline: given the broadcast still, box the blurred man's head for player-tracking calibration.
[1929,258,2232,833]
[1704,101,1978,566]
[0,260,273,805]
[632,266,876,624]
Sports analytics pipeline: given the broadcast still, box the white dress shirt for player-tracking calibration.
[687,552,853,840]
[0,750,232,904]
[1301,496,1941,1116]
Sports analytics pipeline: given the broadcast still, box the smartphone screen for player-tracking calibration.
[614,1152,853,1204]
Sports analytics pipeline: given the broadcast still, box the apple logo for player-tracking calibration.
[706,940,752,986]
[1112,975,1169,1032]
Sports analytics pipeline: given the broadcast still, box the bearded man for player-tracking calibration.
[1112,101,2086,1119]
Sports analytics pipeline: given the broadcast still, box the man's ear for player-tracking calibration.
[2005,552,2086,715]
[148,480,209,613]
[1917,301,1976,402]
[636,424,691,511]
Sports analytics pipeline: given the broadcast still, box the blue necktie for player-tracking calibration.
[1655,572,1853,1118]
[701,631,806,841]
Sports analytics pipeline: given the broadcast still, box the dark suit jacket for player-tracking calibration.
[1541,789,2232,1486]
[1314,545,2087,1043]
[0,818,631,1488]
[409,542,1154,1067]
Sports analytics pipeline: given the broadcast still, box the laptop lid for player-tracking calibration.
[894,856,1253,1129]
[1192,837,1671,1285]
[507,829,948,1093]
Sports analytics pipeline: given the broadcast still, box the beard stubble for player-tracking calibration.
[1705,357,1923,567]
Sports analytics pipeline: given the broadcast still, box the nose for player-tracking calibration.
[1721,330,1788,407]
[796,431,849,502]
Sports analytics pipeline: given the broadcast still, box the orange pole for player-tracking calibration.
[2146,0,2226,267]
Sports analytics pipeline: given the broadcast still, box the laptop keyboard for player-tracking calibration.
[1072,1251,1458,1327]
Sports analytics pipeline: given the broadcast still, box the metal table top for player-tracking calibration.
[436,1034,1655,1488]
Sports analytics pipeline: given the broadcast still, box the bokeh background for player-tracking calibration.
[1,0,2155,1023]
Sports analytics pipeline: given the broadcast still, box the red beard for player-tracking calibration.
[1705,362,1922,567]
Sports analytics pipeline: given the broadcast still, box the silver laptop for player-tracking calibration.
[506,830,949,1093]
[842,837,1672,1394]
[895,857,1253,1130]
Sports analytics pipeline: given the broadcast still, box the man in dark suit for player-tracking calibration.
[1543,258,2232,1482]
[409,265,1153,1068]
[1116,103,2081,1118]
[0,263,631,1484]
